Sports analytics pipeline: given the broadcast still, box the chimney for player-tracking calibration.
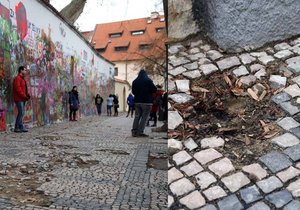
[150,12,159,19]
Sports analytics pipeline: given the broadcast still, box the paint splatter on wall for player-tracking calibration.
[0,1,114,131]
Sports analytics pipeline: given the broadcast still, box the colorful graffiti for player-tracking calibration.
[0,1,114,131]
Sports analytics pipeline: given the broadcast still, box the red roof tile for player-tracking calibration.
[91,15,166,62]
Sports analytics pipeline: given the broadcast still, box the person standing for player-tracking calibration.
[131,69,157,137]
[113,94,119,116]
[13,66,30,132]
[147,85,164,127]
[106,94,114,116]
[69,86,80,121]
[126,93,134,117]
[95,94,103,116]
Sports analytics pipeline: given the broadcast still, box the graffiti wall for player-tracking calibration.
[0,0,115,131]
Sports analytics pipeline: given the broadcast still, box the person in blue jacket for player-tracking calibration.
[131,69,157,137]
[126,93,135,117]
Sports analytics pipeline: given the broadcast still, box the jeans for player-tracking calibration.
[107,105,112,116]
[15,101,25,130]
[132,103,151,135]
[127,106,134,116]
[96,104,102,115]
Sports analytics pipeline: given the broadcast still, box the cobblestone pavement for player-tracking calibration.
[168,36,300,209]
[0,114,167,209]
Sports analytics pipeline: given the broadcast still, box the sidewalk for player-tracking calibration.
[0,113,167,209]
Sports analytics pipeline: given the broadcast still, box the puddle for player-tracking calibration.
[147,153,168,170]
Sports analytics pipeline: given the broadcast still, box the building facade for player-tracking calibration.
[0,0,115,131]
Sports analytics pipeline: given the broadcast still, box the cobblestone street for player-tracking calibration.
[0,114,167,209]
[168,36,300,209]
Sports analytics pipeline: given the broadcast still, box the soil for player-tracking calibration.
[169,72,286,168]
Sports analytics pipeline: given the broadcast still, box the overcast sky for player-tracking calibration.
[50,0,164,31]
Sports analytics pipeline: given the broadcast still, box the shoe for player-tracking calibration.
[132,133,138,137]
[126,115,129,117]
[21,129,28,132]
[14,129,22,133]
[151,124,157,127]
[138,133,149,137]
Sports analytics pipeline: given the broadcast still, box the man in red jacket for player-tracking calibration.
[13,66,30,132]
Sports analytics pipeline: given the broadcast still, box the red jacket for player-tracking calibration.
[151,89,164,112]
[13,74,30,102]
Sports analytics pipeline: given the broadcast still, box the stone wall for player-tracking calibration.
[192,0,300,52]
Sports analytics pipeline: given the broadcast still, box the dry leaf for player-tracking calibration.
[231,87,244,96]
[245,135,251,145]
[236,79,242,88]
[259,90,267,101]
[223,73,232,87]
[264,131,279,139]
[247,88,259,101]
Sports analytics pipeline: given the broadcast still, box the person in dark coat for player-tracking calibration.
[147,85,164,127]
[126,93,134,117]
[113,94,119,116]
[69,86,80,121]
[95,94,103,116]
[13,66,30,132]
[131,69,157,137]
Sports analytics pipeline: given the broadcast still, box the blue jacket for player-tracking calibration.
[132,70,157,104]
[127,94,135,106]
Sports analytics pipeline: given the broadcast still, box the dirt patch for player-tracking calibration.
[147,153,168,170]
[96,149,130,155]
[169,72,285,167]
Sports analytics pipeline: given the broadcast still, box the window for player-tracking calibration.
[115,46,128,52]
[109,33,122,38]
[156,27,165,32]
[114,67,118,76]
[131,30,145,36]
[160,17,165,22]
[97,48,106,53]
[139,44,151,50]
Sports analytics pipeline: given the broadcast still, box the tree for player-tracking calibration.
[59,0,87,25]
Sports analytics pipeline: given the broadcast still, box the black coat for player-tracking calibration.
[132,70,157,103]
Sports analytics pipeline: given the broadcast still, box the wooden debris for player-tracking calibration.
[223,73,233,87]
[247,88,259,101]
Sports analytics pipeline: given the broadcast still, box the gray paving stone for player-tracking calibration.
[187,53,205,61]
[182,70,201,79]
[240,75,257,87]
[256,176,283,194]
[168,167,184,184]
[240,185,262,204]
[286,56,300,65]
[240,53,256,65]
[284,144,300,161]
[275,42,291,51]
[255,69,267,80]
[287,63,300,73]
[279,101,300,116]
[184,62,198,70]
[217,194,243,210]
[276,166,300,183]
[202,186,227,201]
[169,66,187,76]
[283,200,300,210]
[188,48,200,54]
[169,93,194,104]
[198,58,211,65]
[168,195,174,208]
[169,178,195,196]
[208,158,235,177]
[168,111,183,130]
[168,138,183,154]
[207,50,223,60]
[292,75,300,86]
[250,63,265,73]
[258,55,275,65]
[179,190,206,209]
[217,56,241,71]
[232,66,249,77]
[250,52,268,57]
[259,152,292,173]
[221,172,250,192]
[169,44,185,54]
[287,179,300,197]
[175,80,190,93]
[200,64,219,75]
[180,160,203,176]
[271,133,300,148]
[274,50,293,59]
[183,137,198,151]
[247,202,270,210]
[195,171,217,190]
[169,56,190,67]
[265,190,293,208]
[242,163,268,181]
[194,148,223,165]
[271,92,291,104]
[201,136,225,148]
[269,75,287,89]
[277,117,300,131]
[173,151,192,166]
[284,84,300,98]
[199,204,217,210]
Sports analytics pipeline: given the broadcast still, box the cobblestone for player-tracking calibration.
[256,176,283,193]
[277,117,300,130]
[180,160,203,176]
[202,186,227,201]
[242,163,268,181]
[208,158,235,177]
[168,167,184,184]
[194,148,223,165]
[286,179,300,197]
[169,178,195,196]
[240,185,262,204]
[271,133,300,148]
[276,166,300,182]
[172,151,192,166]
[195,172,217,190]
[179,190,206,209]
[183,138,198,151]
[265,190,293,208]
[247,202,271,210]
[201,136,225,148]
[217,194,243,210]
[284,200,300,210]
[175,80,190,93]
[221,172,250,192]
[217,56,241,71]
[284,144,300,161]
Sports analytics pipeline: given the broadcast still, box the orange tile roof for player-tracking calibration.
[81,31,94,42]
[91,15,166,62]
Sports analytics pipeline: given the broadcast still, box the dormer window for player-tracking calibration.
[139,44,151,50]
[131,30,145,36]
[115,46,128,52]
[109,32,122,38]
[156,27,165,32]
